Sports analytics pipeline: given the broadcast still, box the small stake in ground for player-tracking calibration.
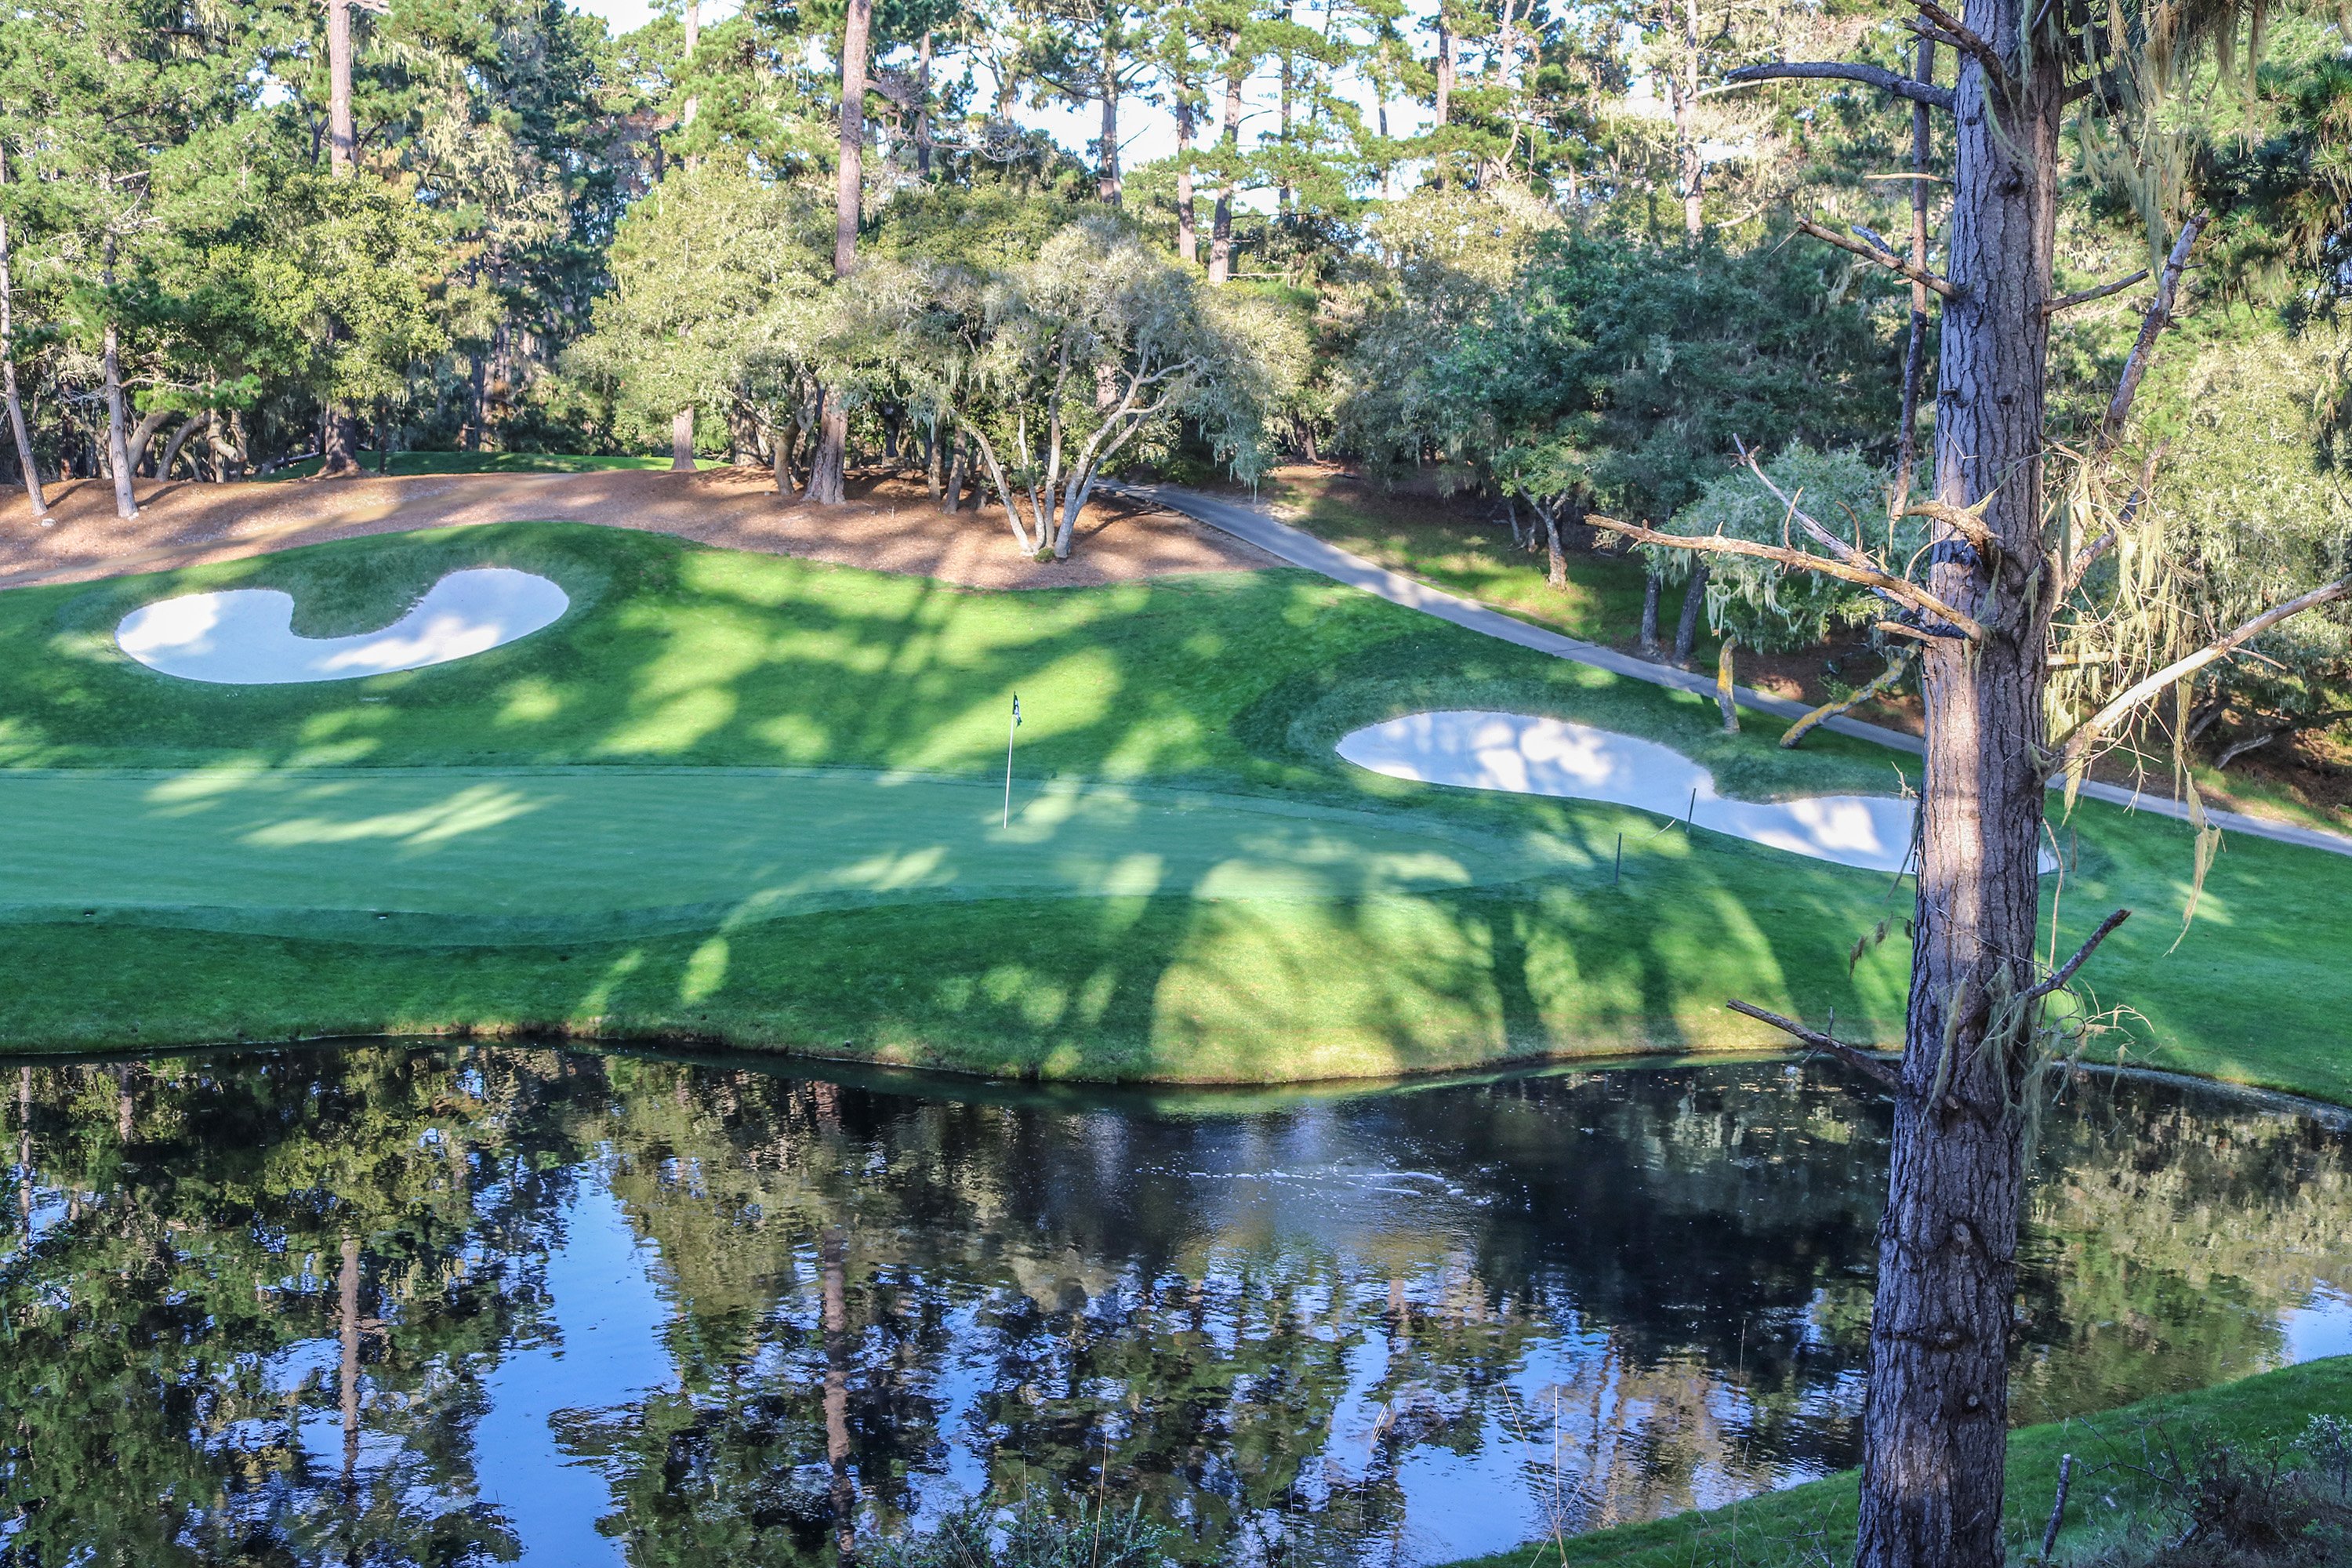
[1003,693,1022,829]
[1614,833,1623,884]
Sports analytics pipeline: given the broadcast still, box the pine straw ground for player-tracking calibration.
[0,463,1274,592]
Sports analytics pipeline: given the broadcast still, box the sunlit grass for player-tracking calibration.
[2,521,2348,1102]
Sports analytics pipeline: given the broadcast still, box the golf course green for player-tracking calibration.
[5,519,2348,1091]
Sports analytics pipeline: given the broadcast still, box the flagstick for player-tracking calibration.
[1004,699,1018,830]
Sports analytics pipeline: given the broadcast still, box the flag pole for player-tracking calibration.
[1003,694,1019,829]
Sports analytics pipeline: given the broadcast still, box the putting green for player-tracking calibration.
[2,766,1578,944]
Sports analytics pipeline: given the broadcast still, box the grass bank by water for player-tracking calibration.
[1436,1356,2352,1568]
[2,520,2347,1094]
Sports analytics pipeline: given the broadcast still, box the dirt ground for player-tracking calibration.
[0,466,1276,591]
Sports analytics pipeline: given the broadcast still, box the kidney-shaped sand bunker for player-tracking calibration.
[1338,710,2053,875]
[116,568,569,684]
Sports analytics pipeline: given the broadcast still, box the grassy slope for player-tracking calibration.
[2,521,2348,1097]
[265,451,699,480]
[1436,1356,2352,1568]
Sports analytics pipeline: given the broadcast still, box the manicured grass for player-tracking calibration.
[264,450,699,480]
[1433,1355,2352,1568]
[3,521,2349,1098]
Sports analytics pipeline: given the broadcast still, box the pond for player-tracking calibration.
[4,1046,2349,1567]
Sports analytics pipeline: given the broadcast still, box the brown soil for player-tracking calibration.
[0,466,1276,591]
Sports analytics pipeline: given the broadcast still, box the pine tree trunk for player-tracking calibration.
[1668,0,1703,238]
[808,0,869,505]
[1208,61,1243,285]
[1639,572,1663,654]
[317,0,365,480]
[158,414,201,481]
[670,406,695,470]
[915,31,933,177]
[1097,47,1121,204]
[1174,101,1197,263]
[1853,5,2064,1564]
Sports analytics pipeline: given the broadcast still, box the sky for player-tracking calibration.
[563,0,1441,172]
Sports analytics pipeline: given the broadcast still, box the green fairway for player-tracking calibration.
[3,520,2348,1094]
[263,450,700,480]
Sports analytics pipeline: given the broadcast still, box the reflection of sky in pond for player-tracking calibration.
[5,1049,2350,1566]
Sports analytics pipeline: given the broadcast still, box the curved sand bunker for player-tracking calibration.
[1339,710,1940,874]
[118,568,568,684]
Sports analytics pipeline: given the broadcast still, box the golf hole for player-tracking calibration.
[116,568,569,684]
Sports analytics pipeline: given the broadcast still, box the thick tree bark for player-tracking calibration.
[1671,565,1708,666]
[808,0,869,505]
[942,434,966,514]
[1174,100,1197,263]
[670,405,695,470]
[1853,5,2065,1564]
[1208,60,1243,284]
[1639,572,1663,654]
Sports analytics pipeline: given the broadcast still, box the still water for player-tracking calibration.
[3,1046,2349,1567]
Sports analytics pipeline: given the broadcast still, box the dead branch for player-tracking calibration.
[1719,61,1956,111]
[2096,214,2205,456]
[1734,437,1872,567]
[2057,572,2352,767]
[1726,1000,1902,1089]
[1907,0,2013,98]
[2046,269,2151,314]
[1794,216,1960,299]
[1901,497,2002,561]
[1585,511,1986,640]
[2020,909,2131,1005]
[2212,709,2352,770]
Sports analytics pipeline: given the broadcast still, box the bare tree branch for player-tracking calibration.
[2096,214,2205,456]
[1588,510,1987,640]
[2020,909,2131,1004]
[1719,61,1955,111]
[1794,216,1960,299]
[1726,1000,1903,1089]
[2057,572,2352,766]
[1907,0,2013,99]
[2046,269,2151,314]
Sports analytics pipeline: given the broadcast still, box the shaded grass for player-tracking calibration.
[1254,469,1708,656]
[1433,1356,2352,1568]
[263,451,700,480]
[1,521,2347,1101]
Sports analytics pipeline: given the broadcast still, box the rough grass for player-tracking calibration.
[1431,1356,2352,1568]
[2,521,2349,1098]
[264,450,699,480]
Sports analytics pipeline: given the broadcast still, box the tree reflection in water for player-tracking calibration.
[2,1048,2347,1567]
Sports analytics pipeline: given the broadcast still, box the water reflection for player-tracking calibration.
[3,1047,2347,1566]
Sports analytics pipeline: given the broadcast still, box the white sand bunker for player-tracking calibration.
[1338,710,1933,874]
[117,568,568,684]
